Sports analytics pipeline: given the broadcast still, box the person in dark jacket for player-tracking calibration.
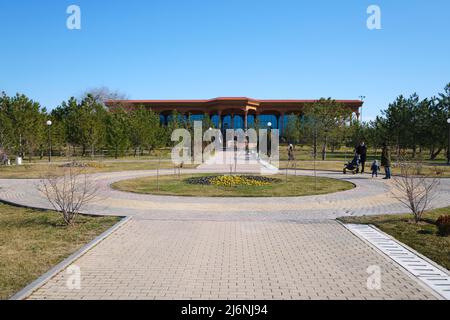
[381,142,392,179]
[355,141,367,174]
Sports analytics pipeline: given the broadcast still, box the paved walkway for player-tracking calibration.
[1,169,450,221]
[1,166,449,299]
[27,220,436,300]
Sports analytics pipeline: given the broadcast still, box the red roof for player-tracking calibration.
[106,97,363,105]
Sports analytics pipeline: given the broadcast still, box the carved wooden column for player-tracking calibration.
[244,110,248,130]
[217,110,222,129]
[255,112,260,128]
[279,112,285,135]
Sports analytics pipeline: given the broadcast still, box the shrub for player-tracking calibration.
[60,161,105,169]
[85,161,105,169]
[60,161,89,168]
[436,215,450,236]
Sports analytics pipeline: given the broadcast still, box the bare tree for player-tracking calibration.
[80,87,128,107]
[38,166,99,225]
[391,157,440,223]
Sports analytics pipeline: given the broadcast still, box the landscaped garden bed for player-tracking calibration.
[112,173,354,197]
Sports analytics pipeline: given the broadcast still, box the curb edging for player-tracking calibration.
[9,216,132,300]
[339,221,449,300]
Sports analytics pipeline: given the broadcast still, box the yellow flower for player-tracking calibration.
[209,175,271,187]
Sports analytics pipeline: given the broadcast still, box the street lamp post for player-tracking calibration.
[267,122,272,158]
[46,120,52,162]
[447,118,450,165]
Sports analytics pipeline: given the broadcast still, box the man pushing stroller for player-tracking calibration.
[343,154,361,174]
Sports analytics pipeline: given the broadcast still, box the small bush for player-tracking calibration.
[60,161,105,169]
[436,215,450,236]
[60,161,88,168]
[85,161,105,169]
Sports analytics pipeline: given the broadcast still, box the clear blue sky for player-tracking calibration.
[1,0,449,120]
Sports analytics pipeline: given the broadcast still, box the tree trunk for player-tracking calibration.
[321,136,328,161]
[313,139,317,159]
[430,147,443,160]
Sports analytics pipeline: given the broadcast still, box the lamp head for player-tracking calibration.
[46,120,52,126]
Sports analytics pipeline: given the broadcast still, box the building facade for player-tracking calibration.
[105,97,363,134]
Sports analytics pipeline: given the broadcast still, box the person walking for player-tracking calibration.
[381,142,392,179]
[287,144,295,161]
[355,141,367,174]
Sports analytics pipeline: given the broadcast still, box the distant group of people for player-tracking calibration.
[286,141,392,179]
[355,141,391,179]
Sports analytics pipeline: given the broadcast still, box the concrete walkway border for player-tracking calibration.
[342,222,450,300]
[10,216,132,300]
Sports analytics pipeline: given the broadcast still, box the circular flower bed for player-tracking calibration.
[185,175,281,187]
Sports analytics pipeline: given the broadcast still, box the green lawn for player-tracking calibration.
[0,161,197,179]
[0,203,120,299]
[339,207,450,270]
[112,173,354,197]
[2,144,449,179]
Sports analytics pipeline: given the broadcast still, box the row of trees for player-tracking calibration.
[349,84,450,160]
[283,98,356,160]
[0,89,226,160]
[51,96,166,158]
[283,84,450,160]
[1,84,449,161]
[0,92,168,159]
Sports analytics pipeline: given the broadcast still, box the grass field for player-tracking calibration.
[0,161,197,179]
[1,144,449,178]
[339,207,450,270]
[0,203,120,299]
[112,173,354,197]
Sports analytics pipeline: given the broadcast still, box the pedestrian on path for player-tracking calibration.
[287,144,295,161]
[381,142,392,179]
[355,141,367,174]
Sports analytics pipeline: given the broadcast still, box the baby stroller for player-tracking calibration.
[343,155,360,174]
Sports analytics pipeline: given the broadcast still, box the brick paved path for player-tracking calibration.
[1,169,450,220]
[1,168,448,299]
[27,220,436,300]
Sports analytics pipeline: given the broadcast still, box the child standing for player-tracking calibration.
[371,160,380,178]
